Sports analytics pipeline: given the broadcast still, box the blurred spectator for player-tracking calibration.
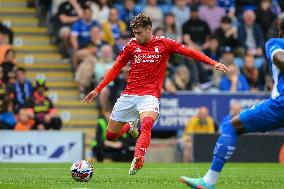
[164,13,180,41]
[55,0,83,58]
[166,64,193,91]
[13,67,33,112]
[70,5,100,51]
[267,13,284,39]
[153,27,165,37]
[143,0,163,31]
[0,97,16,129]
[75,44,113,99]
[14,108,35,131]
[238,10,264,57]
[89,0,111,24]
[0,31,11,64]
[203,35,221,61]
[219,100,241,133]
[73,25,106,69]
[217,0,236,17]
[1,49,16,84]
[241,54,265,91]
[113,33,131,56]
[198,0,225,33]
[99,65,129,111]
[255,0,277,40]
[219,63,250,91]
[171,0,190,36]
[102,8,127,46]
[91,109,135,162]
[93,44,114,84]
[214,16,239,50]
[180,106,215,162]
[0,22,14,45]
[119,0,141,32]
[32,79,62,130]
[182,5,211,50]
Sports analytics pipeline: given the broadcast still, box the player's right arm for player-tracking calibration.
[83,41,133,103]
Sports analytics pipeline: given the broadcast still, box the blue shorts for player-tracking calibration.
[239,95,284,133]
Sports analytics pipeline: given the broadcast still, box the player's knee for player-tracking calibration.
[141,116,154,130]
[106,130,119,141]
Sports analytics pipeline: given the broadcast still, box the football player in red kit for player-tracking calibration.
[83,14,229,175]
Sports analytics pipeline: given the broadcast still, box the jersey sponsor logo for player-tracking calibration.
[134,54,162,64]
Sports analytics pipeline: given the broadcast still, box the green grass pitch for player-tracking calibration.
[0,163,283,189]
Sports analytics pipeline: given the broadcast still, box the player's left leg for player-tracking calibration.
[179,97,284,188]
[129,95,160,175]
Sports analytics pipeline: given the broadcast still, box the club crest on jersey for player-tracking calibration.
[155,46,159,53]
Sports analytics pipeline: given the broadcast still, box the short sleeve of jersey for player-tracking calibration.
[115,39,134,66]
[71,20,80,36]
[265,38,284,63]
[162,37,185,54]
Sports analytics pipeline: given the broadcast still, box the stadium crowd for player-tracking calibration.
[36,0,283,104]
[0,26,62,131]
[1,0,284,160]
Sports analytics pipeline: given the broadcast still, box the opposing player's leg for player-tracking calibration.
[180,97,284,188]
[129,111,158,175]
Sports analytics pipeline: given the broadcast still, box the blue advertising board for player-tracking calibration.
[154,92,269,131]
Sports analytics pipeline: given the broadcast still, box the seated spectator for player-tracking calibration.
[238,10,264,57]
[214,16,239,51]
[1,49,16,84]
[0,31,11,64]
[89,0,111,24]
[73,26,107,69]
[143,0,163,31]
[102,8,127,46]
[54,0,83,58]
[162,13,179,41]
[179,106,215,162]
[119,0,141,32]
[182,5,211,50]
[32,79,62,130]
[198,0,225,33]
[14,108,35,131]
[219,100,241,133]
[13,67,33,112]
[70,4,100,68]
[166,64,193,91]
[0,22,14,45]
[99,65,129,111]
[171,0,190,36]
[0,97,16,129]
[241,54,265,91]
[203,35,221,61]
[113,32,131,57]
[255,0,277,40]
[91,109,136,162]
[219,63,250,92]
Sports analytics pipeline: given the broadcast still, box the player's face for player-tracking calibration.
[132,27,152,44]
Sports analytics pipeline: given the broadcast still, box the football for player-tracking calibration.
[70,160,94,182]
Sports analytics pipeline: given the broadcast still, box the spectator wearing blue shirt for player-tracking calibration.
[70,5,100,51]
[219,100,241,133]
[219,63,250,91]
[13,67,33,113]
[119,0,141,32]
[0,97,16,129]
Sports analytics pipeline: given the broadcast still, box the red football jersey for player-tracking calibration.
[95,35,216,98]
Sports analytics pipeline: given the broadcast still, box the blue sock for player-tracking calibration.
[210,121,237,172]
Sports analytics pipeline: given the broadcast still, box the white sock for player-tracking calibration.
[203,169,219,185]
